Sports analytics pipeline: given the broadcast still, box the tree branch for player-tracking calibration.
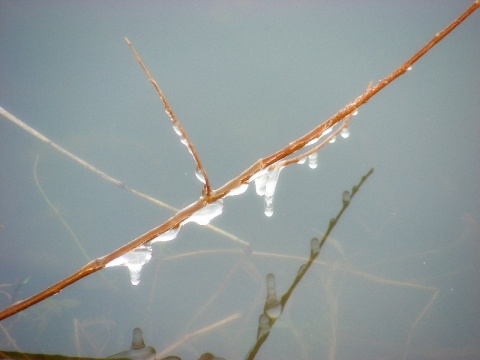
[0,1,478,321]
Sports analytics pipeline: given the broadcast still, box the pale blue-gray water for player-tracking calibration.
[1,1,479,359]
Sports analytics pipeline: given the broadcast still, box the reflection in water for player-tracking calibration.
[264,273,282,319]
[109,327,156,360]
[256,314,270,339]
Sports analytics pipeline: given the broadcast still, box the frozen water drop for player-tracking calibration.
[263,166,283,217]
[329,136,336,144]
[352,109,358,116]
[195,168,206,184]
[128,264,143,286]
[253,170,268,196]
[306,137,319,146]
[148,225,181,244]
[297,157,307,165]
[407,66,412,71]
[264,196,274,217]
[184,199,223,226]
[106,245,152,286]
[322,127,333,137]
[264,273,282,319]
[340,127,350,138]
[227,183,249,197]
[172,124,182,136]
[311,237,320,256]
[308,152,318,169]
[180,136,188,146]
[342,190,351,205]
[257,314,270,339]
[265,166,282,197]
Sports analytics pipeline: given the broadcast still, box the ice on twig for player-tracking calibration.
[226,183,249,197]
[307,152,318,169]
[148,225,181,244]
[195,168,206,184]
[183,199,223,226]
[106,245,152,285]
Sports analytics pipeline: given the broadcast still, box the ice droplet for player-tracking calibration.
[264,196,274,217]
[407,66,412,71]
[106,245,152,285]
[172,123,182,136]
[264,273,282,318]
[340,127,350,138]
[257,314,270,339]
[306,137,319,146]
[329,136,336,143]
[297,157,307,165]
[263,166,283,217]
[311,237,320,256]
[195,168,206,184]
[183,199,223,226]
[148,225,181,244]
[342,190,351,205]
[322,127,333,137]
[352,109,359,116]
[308,152,318,169]
[226,183,249,197]
[253,170,268,196]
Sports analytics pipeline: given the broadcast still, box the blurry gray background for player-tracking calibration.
[1,1,479,359]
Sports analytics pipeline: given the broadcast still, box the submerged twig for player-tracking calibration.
[245,168,373,360]
[0,1,478,321]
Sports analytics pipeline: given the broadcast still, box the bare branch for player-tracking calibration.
[125,37,212,198]
[0,1,478,321]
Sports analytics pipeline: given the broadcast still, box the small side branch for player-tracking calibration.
[125,38,212,198]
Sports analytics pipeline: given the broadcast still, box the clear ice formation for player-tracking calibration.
[109,327,156,360]
[183,199,223,226]
[264,273,282,319]
[257,313,270,339]
[106,245,152,285]
[226,183,249,197]
[248,121,351,216]
[253,166,283,217]
[148,225,181,244]
[308,152,318,169]
[195,168,206,184]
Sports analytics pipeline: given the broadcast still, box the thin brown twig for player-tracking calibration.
[125,38,212,198]
[0,1,478,321]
